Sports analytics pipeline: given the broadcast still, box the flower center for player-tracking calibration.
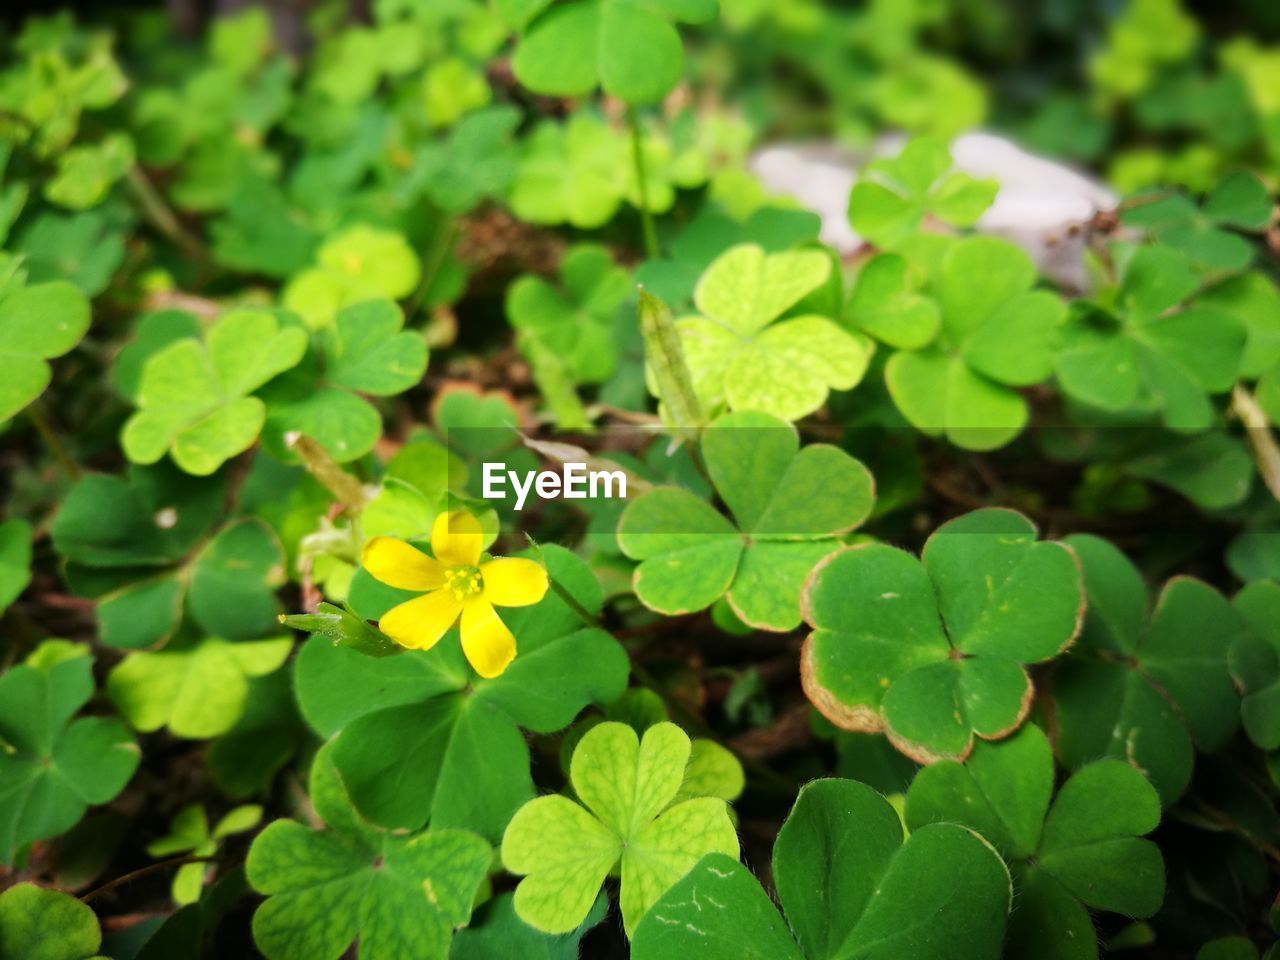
[444,566,483,602]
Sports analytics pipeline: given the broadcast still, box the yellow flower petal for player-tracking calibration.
[480,557,549,608]
[378,589,462,651]
[460,597,516,678]
[432,510,483,568]
[361,537,447,591]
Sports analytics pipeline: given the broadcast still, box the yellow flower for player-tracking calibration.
[360,511,549,678]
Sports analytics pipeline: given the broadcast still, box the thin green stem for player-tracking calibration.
[81,855,215,904]
[627,106,659,260]
[26,401,80,482]
[547,574,601,628]
[125,166,210,264]
[408,215,459,318]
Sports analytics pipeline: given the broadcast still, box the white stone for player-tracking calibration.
[749,132,1118,291]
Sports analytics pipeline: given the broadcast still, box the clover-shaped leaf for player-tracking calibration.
[0,643,139,865]
[121,308,308,475]
[17,209,125,297]
[507,245,630,385]
[1227,581,1280,750]
[44,132,134,210]
[108,636,292,739]
[54,469,285,649]
[619,410,874,630]
[1053,246,1245,430]
[801,508,1082,762]
[0,882,106,960]
[846,252,940,350]
[283,225,421,329]
[511,115,627,229]
[502,720,740,937]
[0,279,91,422]
[631,778,1011,960]
[906,724,1164,960]
[411,105,520,214]
[147,802,262,904]
[1122,171,1273,274]
[1051,534,1245,804]
[293,545,628,840]
[882,236,1065,451]
[847,136,998,249]
[262,299,428,463]
[512,0,718,104]
[561,688,746,804]
[670,244,873,421]
[246,744,491,960]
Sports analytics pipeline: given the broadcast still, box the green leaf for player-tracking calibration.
[246,745,491,960]
[508,245,629,385]
[0,519,32,616]
[0,280,91,422]
[801,508,1081,762]
[450,891,608,960]
[0,647,139,865]
[633,779,1011,960]
[846,253,940,350]
[188,518,286,639]
[121,309,307,475]
[619,410,875,629]
[511,115,627,229]
[108,636,292,739]
[1054,248,1244,429]
[0,882,104,960]
[1230,581,1280,750]
[847,137,998,248]
[502,720,740,936]
[44,133,134,210]
[672,244,873,421]
[296,545,628,840]
[906,725,1164,960]
[412,105,521,214]
[881,237,1062,451]
[1052,534,1243,804]
[513,0,716,104]
[283,226,421,329]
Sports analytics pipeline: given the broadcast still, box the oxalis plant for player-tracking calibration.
[1,2,1280,960]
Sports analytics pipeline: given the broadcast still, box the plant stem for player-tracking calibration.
[81,855,215,904]
[627,106,659,260]
[26,401,80,482]
[1232,384,1280,502]
[547,574,601,628]
[125,166,210,264]
[408,215,459,318]
[285,433,369,511]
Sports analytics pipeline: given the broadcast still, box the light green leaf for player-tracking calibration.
[673,244,872,420]
[502,721,739,936]
[619,410,874,629]
[0,882,104,960]
[847,137,998,248]
[108,636,292,739]
[122,309,307,475]
[0,281,92,422]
